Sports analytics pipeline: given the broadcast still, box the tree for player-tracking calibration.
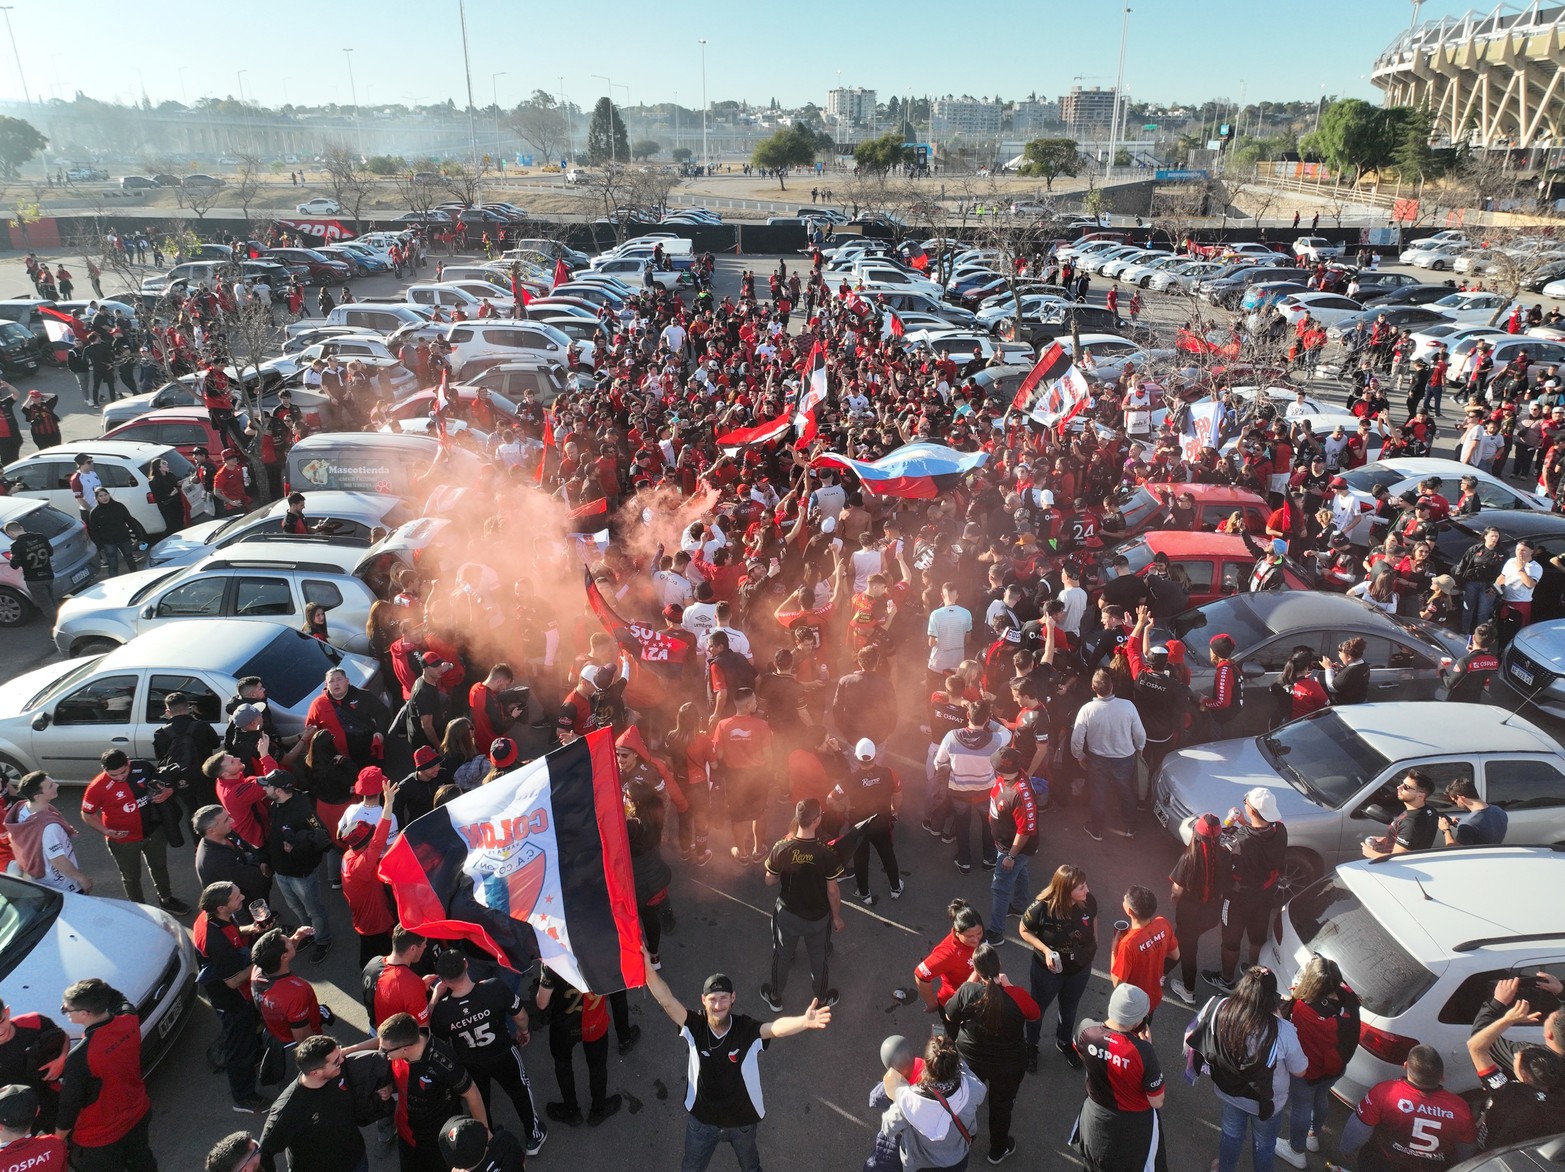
[853,133,912,176]
[0,116,46,178]
[175,178,226,221]
[438,158,490,207]
[751,123,820,189]
[231,154,265,231]
[1017,138,1079,191]
[1391,106,1440,182]
[394,170,445,222]
[511,91,570,165]
[671,147,692,164]
[365,155,407,176]
[1312,99,1400,185]
[320,141,373,227]
[586,97,629,164]
[631,139,661,162]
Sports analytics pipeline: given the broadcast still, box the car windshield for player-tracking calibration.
[0,873,63,981]
[1338,463,1404,495]
[207,503,275,543]
[1287,875,1437,1018]
[128,568,186,605]
[1258,709,1391,807]
[1167,596,1270,651]
[1115,537,1155,575]
[236,629,345,709]
[28,659,104,708]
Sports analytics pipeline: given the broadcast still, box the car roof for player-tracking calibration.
[1144,482,1266,503]
[106,407,216,425]
[1441,509,1565,539]
[253,490,404,518]
[1339,846,1565,956]
[92,619,303,670]
[1223,590,1404,633]
[1133,532,1264,557]
[1336,700,1556,759]
[196,540,367,574]
[1362,456,1483,479]
[289,432,439,453]
[17,439,170,461]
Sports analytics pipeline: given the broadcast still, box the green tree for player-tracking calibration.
[853,132,912,175]
[631,139,661,162]
[365,155,407,176]
[1113,148,1132,167]
[1390,106,1439,181]
[1017,138,1079,191]
[671,147,693,163]
[751,123,819,189]
[586,97,629,164]
[0,116,46,178]
[1312,99,1400,184]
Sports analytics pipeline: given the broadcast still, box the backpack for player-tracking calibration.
[1185,996,1280,1120]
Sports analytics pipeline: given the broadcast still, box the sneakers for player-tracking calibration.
[760,984,784,1013]
[1166,978,1195,1005]
[939,831,956,844]
[988,1140,1018,1165]
[545,1102,583,1126]
[1275,1140,1308,1170]
[954,859,972,873]
[692,849,712,867]
[1083,826,1103,842]
[921,819,943,839]
[889,882,905,899]
[730,846,751,866]
[231,1095,267,1113]
[526,1128,548,1157]
[588,1094,622,1125]
[981,859,997,871]
[1114,828,1137,839]
[1202,970,1237,994]
[857,892,878,907]
[617,1024,641,1055]
[159,896,192,916]
[308,940,333,965]
[1025,1044,1039,1074]
[821,989,840,1008]
[1306,1131,1320,1154]
[984,930,1006,946]
[1056,1039,1083,1069]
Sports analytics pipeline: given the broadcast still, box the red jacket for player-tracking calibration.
[341,812,396,937]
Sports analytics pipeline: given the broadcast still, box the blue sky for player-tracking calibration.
[2,0,1489,111]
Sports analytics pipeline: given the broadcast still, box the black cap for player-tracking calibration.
[702,973,734,995]
[0,1084,38,1129]
[437,1117,488,1167]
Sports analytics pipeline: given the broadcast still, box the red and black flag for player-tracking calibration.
[379,730,644,993]
[585,571,691,672]
[716,410,793,454]
[792,341,829,449]
[1010,342,1073,413]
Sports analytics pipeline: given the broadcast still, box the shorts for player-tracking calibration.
[723,766,768,822]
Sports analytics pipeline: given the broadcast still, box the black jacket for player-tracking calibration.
[87,499,143,547]
[265,792,330,877]
[195,834,271,904]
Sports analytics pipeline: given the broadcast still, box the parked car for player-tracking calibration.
[1111,482,1272,537]
[101,374,321,432]
[119,175,157,191]
[101,409,231,463]
[0,498,97,626]
[263,248,351,285]
[1327,306,1455,340]
[0,621,380,784]
[3,440,196,537]
[1292,237,1345,262]
[1262,847,1565,1103]
[1101,531,1312,607]
[1339,458,1552,522]
[442,320,572,367]
[295,197,343,215]
[148,491,411,569]
[1446,1133,1565,1172]
[52,541,379,657]
[0,319,40,375]
[1427,291,1517,325]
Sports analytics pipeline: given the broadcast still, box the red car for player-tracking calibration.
[102,408,232,461]
[1116,482,1270,537]
[1102,530,1311,608]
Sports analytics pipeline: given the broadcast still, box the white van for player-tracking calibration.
[442,320,572,367]
[285,432,483,496]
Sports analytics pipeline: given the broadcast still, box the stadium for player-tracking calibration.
[1370,1,1565,151]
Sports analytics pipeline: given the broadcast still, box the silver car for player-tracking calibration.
[0,498,97,626]
[0,619,382,785]
[147,491,413,568]
[53,541,380,657]
[1152,702,1565,898]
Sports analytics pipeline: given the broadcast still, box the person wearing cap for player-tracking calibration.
[376,1011,488,1172]
[340,766,398,842]
[407,655,453,753]
[339,776,399,967]
[1240,531,1290,594]
[1071,982,1164,1172]
[0,1084,65,1171]
[225,702,270,776]
[436,1117,524,1172]
[985,748,1038,946]
[393,747,444,827]
[79,748,188,914]
[827,738,902,908]
[260,770,333,964]
[640,951,832,1172]
[428,953,546,1159]
[1202,787,1288,994]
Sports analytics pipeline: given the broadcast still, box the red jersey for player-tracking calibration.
[80,772,150,843]
[1110,916,1175,1013]
[374,962,432,1026]
[255,971,323,1043]
[1354,1078,1475,1172]
[56,1014,147,1147]
[342,813,396,936]
[711,714,773,770]
[0,1134,67,1172]
[915,931,977,1007]
[1285,677,1330,720]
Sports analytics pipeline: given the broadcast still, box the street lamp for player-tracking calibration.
[236,69,247,106]
[559,75,572,181]
[492,71,506,160]
[342,48,363,156]
[1105,2,1132,183]
[1314,83,1327,132]
[592,73,617,164]
[699,40,708,172]
[0,7,29,109]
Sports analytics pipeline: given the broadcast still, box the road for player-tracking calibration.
[6,245,1558,1171]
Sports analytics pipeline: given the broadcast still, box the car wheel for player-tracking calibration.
[0,586,32,628]
[0,753,24,789]
[1278,848,1323,903]
[1433,261,1447,272]
[69,636,121,657]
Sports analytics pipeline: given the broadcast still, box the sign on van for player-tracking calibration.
[296,459,396,493]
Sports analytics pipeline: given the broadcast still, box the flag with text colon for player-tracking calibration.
[792,341,829,448]
[378,729,645,994]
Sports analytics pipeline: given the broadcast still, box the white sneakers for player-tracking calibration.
[1275,1140,1308,1170]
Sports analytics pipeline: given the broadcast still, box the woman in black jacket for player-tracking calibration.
[943,943,1042,1165]
[147,458,187,535]
[1455,525,1507,634]
[86,488,145,575]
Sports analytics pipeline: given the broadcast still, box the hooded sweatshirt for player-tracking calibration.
[4,800,76,884]
[933,725,1011,798]
[881,1069,987,1172]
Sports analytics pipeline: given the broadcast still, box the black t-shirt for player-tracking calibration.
[192,912,251,1011]
[406,678,448,750]
[8,531,53,580]
[430,980,524,1067]
[399,1037,472,1136]
[1392,805,1440,852]
[465,1128,526,1172]
[764,835,844,920]
[944,981,1033,1065]
[1476,1065,1565,1151]
[680,1009,769,1127]
[1020,893,1098,973]
[756,671,808,732]
[0,1011,63,1128]
[1227,820,1288,896]
[259,1074,367,1172]
[841,764,897,817]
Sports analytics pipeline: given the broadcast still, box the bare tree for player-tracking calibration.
[320,141,373,229]
[393,171,446,223]
[510,92,570,167]
[624,165,685,219]
[577,165,639,245]
[439,158,491,208]
[175,179,225,221]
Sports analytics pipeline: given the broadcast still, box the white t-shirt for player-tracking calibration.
[653,570,696,610]
[707,624,752,660]
[1499,556,1543,602]
[926,604,973,672]
[1058,586,1089,635]
[338,802,396,840]
[849,548,883,594]
[682,601,719,644]
[16,806,82,893]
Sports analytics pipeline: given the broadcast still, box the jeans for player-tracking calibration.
[1288,1075,1335,1152]
[215,1000,261,1102]
[1462,581,1498,635]
[101,541,137,576]
[1084,752,1139,837]
[681,1117,761,1172]
[950,794,995,869]
[1024,956,1092,1047]
[274,870,333,946]
[989,854,1031,935]
[1218,1099,1283,1172]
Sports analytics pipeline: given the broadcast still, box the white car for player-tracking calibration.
[443,320,572,368]
[1406,323,1507,362]
[1263,847,1565,1103]
[1402,241,1471,270]
[904,329,1032,367]
[1406,230,1469,250]
[1149,260,1222,294]
[1339,457,1550,529]
[1118,254,1181,286]
[295,197,343,215]
[1275,292,1366,329]
[1426,291,1515,325]
[3,440,196,538]
[1100,249,1166,279]
[973,293,1075,332]
[1084,246,1145,276]
[0,871,198,1071]
[1057,333,1173,380]
[0,620,381,784]
[148,491,412,568]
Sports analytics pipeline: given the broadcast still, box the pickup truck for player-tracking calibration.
[1292,236,1345,262]
[588,255,689,290]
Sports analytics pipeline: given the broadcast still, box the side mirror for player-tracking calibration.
[1355,802,1396,823]
[1240,661,1266,678]
[31,711,50,731]
[141,605,156,619]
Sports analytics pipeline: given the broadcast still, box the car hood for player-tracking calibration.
[1512,623,1565,672]
[7,890,184,1035]
[57,567,167,615]
[1158,735,1323,824]
[0,657,93,717]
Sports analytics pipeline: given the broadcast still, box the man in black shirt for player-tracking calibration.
[1466,994,1565,1151]
[2,519,57,621]
[428,953,545,1157]
[260,1035,387,1172]
[829,740,901,907]
[437,1118,524,1172]
[1363,769,1440,860]
[1204,787,1288,993]
[377,1013,486,1172]
[193,806,272,917]
[407,657,451,752]
[393,748,444,828]
[155,691,222,811]
[761,799,844,1012]
[1440,622,1500,702]
[641,959,831,1172]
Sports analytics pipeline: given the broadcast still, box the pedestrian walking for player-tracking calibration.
[1070,669,1146,842]
[761,798,844,1011]
[943,943,1038,1164]
[1071,984,1165,1172]
[1018,864,1099,1074]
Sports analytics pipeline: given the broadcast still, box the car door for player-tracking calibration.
[1236,632,1329,732]
[1340,758,1471,857]
[36,671,142,777]
[228,575,300,624]
[137,673,224,760]
[1480,756,1565,845]
[151,575,228,622]
[1357,633,1436,699]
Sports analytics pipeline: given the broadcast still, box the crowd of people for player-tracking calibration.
[2,223,1565,1172]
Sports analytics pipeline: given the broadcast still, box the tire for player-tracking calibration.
[1278,848,1323,904]
[0,586,32,628]
[0,753,24,789]
[69,636,121,657]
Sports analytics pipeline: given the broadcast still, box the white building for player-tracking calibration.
[931,97,1004,138]
[827,87,877,126]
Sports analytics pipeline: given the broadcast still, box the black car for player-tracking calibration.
[119,175,156,191]
[151,174,182,187]
[0,320,39,375]
[1447,1133,1565,1172]
[1204,267,1305,309]
[1430,510,1565,625]
[1526,260,1565,293]
[1330,305,1454,336]
[1357,284,1450,308]
[1020,304,1126,345]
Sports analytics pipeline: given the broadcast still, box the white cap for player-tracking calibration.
[854,738,877,760]
[1245,786,1281,822]
[820,516,838,534]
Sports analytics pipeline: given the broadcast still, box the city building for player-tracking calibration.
[826,87,877,127]
[1011,99,1061,135]
[931,97,1003,138]
[1059,86,1119,135]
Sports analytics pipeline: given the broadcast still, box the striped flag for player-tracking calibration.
[792,342,829,449]
[378,729,645,994]
[881,311,905,340]
[717,411,793,454]
[432,370,452,445]
[1011,342,1091,427]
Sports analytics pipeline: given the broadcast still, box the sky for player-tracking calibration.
[0,0,1501,113]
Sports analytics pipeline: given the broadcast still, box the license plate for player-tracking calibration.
[1511,664,1535,687]
[1153,804,1170,827]
[71,567,91,585]
[157,994,184,1037]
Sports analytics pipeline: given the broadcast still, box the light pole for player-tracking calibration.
[456,0,478,172]
[236,69,248,154]
[698,39,708,171]
[1314,83,1327,132]
[491,71,506,161]
[592,73,617,164]
[342,48,363,157]
[0,7,29,109]
[559,75,572,181]
[1104,2,1132,183]
[673,90,679,155]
